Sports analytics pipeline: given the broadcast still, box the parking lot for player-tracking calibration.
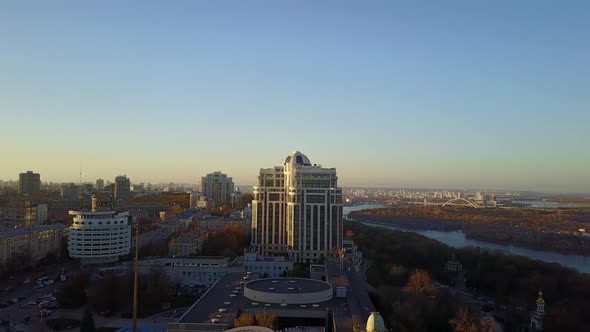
[0,261,79,331]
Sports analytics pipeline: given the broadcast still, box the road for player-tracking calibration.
[0,261,80,331]
[343,260,375,328]
[326,258,375,332]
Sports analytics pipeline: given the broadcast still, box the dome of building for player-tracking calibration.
[284,151,312,166]
[366,312,387,332]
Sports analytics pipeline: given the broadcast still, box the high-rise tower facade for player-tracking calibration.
[201,172,234,207]
[114,175,131,200]
[18,171,41,195]
[252,151,343,263]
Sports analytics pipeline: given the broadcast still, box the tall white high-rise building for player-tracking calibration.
[201,172,234,207]
[252,151,343,263]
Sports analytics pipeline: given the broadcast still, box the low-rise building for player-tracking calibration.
[197,216,250,233]
[243,251,293,278]
[103,256,244,285]
[0,224,67,264]
[445,254,463,272]
[342,238,363,264]
[0,201,49,228]
[169,229,209,257]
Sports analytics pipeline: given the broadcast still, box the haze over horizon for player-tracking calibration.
[1,1,589,193]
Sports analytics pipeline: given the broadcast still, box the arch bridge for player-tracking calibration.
[441,198,481,208]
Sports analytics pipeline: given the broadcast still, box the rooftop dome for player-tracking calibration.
[284,151,312,167]
[366,312,387,332]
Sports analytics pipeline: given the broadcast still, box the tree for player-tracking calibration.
[241,193,253,207]
[234,313,255,327]
[255,312,277,330]
[449,307,494,332]
[80,306,95,332]
[57,272,90,308]
[403,270,435,296]
[88,272,130,313]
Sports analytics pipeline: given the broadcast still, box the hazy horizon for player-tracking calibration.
[2,1,589,193]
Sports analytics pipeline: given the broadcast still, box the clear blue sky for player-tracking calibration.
[1,1,589,192]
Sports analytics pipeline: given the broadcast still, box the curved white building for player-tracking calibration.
[68,193,131,264]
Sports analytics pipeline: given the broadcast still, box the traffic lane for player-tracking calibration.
[344,260,374,320]
[0,283,59,328]
[0,261,78,305]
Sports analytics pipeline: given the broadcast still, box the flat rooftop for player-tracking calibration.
[178,273,248,325]
[246,278,331,294]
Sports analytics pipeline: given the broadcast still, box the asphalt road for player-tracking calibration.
[343,259,375,329]
[0,261,80,331]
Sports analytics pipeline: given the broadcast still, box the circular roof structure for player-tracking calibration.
[244,278,333,304]
[284,151,312,167]
[225,327,274,332]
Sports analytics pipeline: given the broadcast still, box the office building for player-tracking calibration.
[252,151,343,263]
[201,172,234,207]
[0,200,48,228]
[18,171,41,195]
[114,175,131,200]
[68,193,131,264]
[197,216,250,233]
[168,229,209,257]
[0,223,67,264]
[61,183,80,199]
[96,178,104,190]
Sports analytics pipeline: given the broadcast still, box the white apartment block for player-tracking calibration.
[68,193,131,264]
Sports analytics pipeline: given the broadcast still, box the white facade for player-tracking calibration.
[201,172,234,207]
[243,252,293,277]
[113,256,243,285]
[252,151,343,263]
[68,193,131,264]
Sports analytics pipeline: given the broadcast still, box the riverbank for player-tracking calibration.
[350,206,590,256]
[345,220,590,331]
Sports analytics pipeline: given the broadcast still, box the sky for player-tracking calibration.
[1,1,589,193]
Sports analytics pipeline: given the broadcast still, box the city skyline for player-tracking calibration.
[1,1,589,192]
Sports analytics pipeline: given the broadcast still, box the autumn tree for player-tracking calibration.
[255,312,278,329]
[449,307,494,332]
[403,269,435,296]
[234,313,255,327]
[80,305,96,332]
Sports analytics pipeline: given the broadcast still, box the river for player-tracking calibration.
[344,204,590,273]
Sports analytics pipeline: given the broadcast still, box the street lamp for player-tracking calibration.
[132,216,140,332]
